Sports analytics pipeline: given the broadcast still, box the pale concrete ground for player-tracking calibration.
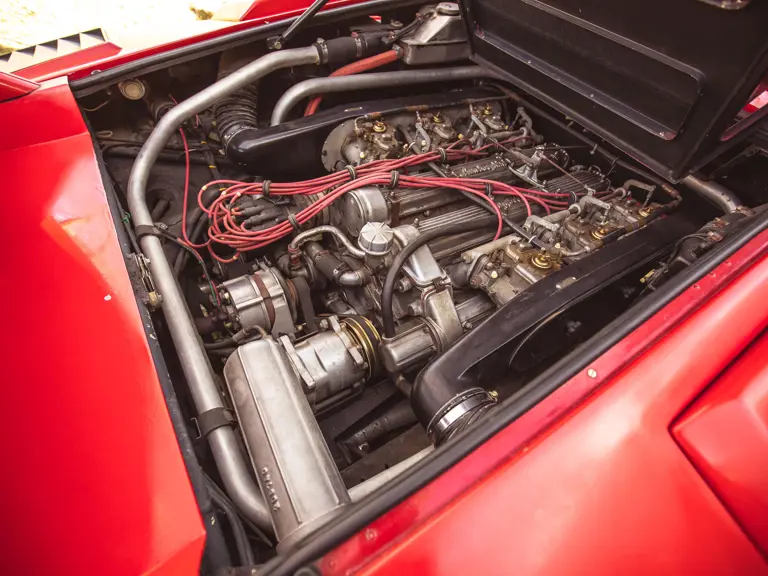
[0,0,232,52]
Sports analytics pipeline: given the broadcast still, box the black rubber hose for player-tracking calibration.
[150,198,171,220]
[204,338,236,350]
[214,83,260,152]
[203,474,257,566]
[381,219,495,338]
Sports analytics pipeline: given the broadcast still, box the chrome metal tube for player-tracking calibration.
[289,225,367,259]
[126,46,320,532]
[682,175,742,213]
[349,447,434,501]
[270,65,499,125]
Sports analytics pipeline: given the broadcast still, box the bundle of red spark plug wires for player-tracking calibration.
[178,134,590,263]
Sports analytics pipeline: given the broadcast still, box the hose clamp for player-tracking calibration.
[428,388,495,441]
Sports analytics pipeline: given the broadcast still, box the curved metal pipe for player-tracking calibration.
[289,225,367,259]
[682,175,742,214]
[126,46,321,532]
[337,269,369,286]
[270,66,499,125]
[348,447,434,501]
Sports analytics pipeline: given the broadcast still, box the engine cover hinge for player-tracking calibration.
[126,253,162,310]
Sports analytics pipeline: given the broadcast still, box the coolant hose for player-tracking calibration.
[303,49,401,116]
[127,45,322,534]
[271,65,498,126]
[381,220,494,339]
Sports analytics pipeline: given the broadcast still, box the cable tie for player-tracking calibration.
[287,213,301,232]
[262,179,271,198]
[345,165,357,180]
[485,182,494,197]
[437,147,447,163]
[389,170,400,189]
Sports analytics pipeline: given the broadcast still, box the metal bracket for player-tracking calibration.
[128,253,162,309]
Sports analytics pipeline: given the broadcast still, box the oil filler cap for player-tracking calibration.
[359,222,394,256]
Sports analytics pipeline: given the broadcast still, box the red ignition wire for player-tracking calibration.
[304,49,401,116]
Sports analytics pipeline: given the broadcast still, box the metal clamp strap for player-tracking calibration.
[134,224,161,240]
[197,407,236,439]
[429,390,494,439]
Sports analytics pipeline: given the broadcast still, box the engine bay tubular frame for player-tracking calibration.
[260,205,768,576]
[126,46,322,533]
[270,66,500,125]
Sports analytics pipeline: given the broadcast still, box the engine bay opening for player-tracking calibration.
[78,2,768,568]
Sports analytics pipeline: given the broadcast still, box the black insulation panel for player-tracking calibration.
[461,0,768,179]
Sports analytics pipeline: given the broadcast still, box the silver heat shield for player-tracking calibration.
[223,339,350,549]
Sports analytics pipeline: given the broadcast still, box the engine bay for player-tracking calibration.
[79,1,768,565]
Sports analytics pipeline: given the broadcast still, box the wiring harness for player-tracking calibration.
[176,133,608,263]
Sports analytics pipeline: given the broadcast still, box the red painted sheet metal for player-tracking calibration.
[673,330,768,557]
[322,231,768,576]
[0,79,205,575]
[0,71,39,102]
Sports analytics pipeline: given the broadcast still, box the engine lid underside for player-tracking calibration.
[460,0,768,181]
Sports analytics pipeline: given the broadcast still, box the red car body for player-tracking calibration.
[1,2,767,574]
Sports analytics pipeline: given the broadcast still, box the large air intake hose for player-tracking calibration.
[216,34,388,164]
[214,83,260,152]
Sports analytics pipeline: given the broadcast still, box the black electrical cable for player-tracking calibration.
[151,198,171,221]
[203,474,257,565]
[175,150,223,276]
[381,219,495,338]
[204,338,237,350]
[203,473,272,548]
[384,10,431,45]
[155,228,221,310]
[207,348,237,358]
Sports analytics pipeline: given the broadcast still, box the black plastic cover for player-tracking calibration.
[460,0,768,180]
